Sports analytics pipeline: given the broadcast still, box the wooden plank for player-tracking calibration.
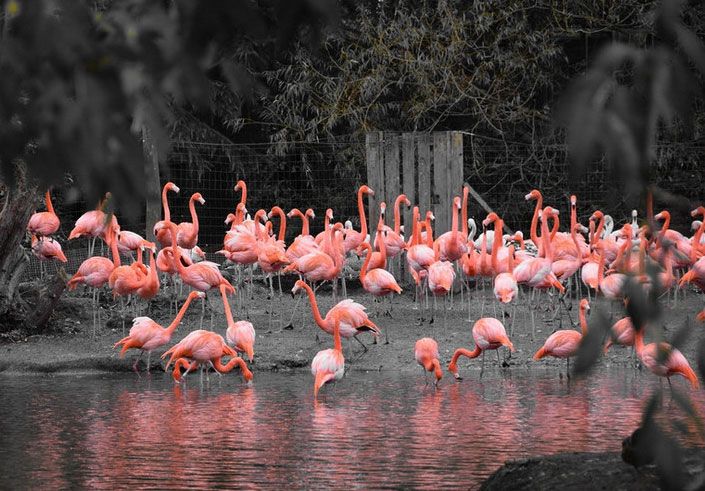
[384,133,400,227]
[417,133,431,230]
[365,132,381,243]
[433,132,449,236]
[401,133,416,244]
[450,131,464,233]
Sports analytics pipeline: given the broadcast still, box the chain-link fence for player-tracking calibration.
[23,136,704,281]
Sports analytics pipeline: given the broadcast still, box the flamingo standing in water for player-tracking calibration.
[634,328,699,389]
[164,329,253,384]
[154,182,180,248]
[291,279,380,352]
[113,291,204,372]
[27,189,60,237]
[414,338,443,385]
[448,317,515,379]
[176,192,205,250]
[533,299,590,376]
[311,313,345,398]
[221,284,255,362]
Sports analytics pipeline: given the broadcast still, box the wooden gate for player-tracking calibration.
[365,131,464,243]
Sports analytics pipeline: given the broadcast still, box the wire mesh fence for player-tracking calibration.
[22,135,705,282]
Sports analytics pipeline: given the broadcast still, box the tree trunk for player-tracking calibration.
[25,268,68,333]
[0,165,36,310]
[143,127,161,242]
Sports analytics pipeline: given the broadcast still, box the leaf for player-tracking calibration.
[573,306,610,378]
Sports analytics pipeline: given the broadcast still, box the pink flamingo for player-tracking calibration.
[552,223,588,282]
[635,328,699,389]
[69,193,118,256]
[448,317,515,379]
[653,210,693,268]
[493,244,518,304]
[116,230,145,260]
[284,223,343,286]
[381,194,411,258]
[176,192,205,250]
[406,206,435,286]
[604,316,636,353]
[311,313,345,398]
[415,338,443,385]
[533,299,590,376]
[164,330,253,384]
[292,279,380,351]
[594,241,626,301]
[113,291,204,372]
[31,235,67,265]
[27,189,60,237]
[435,196,468,262]
[286,208,318,261]
[221,284,255,362]
[358,241,401,342]
[154,182,180,248]
[343,185,374,254]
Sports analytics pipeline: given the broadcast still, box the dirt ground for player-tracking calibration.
[1,273,704,375]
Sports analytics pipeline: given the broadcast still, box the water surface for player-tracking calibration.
[1,370,703,489]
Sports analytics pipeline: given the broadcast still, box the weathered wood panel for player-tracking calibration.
[433,132,449,236]
[417,133,431,228]
[365,132,382,242]
[384,133,400,224]
[401,133,415,243]
[449,131,464,232]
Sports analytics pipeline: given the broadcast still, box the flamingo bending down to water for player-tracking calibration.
[604,316,636,352]
[415,338,443,385]
[311,313,345,398]
[176,192,205,250]
[113,291,204,372]
[635,328,699,389]
[292,279,380,350]
[164,329,253,384]
[448,317,515,379]
[27,190,60,237]
[221,284,255,362]
[533,299,590,375]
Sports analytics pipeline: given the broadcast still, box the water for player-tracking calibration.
[1,370,703,489]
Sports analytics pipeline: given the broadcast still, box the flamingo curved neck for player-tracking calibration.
[393,195,404,235]
[108,227,120,268]
[357,188,368,238]
[221,286,235,326]
[45,191,55,214]
[540,213,553,261]
[550,215,559,240]
[411,208,420,246]
[301,211,310,237]
[188,197,200,233]
[461,186,469,238]
[300,282,326,327]
[271,208,286,241]
[579,307,588,336]
[530,195,543,250]
[333,318,342,352]
[166,294,197,335]
[490,218,502,273]
[360,244,372,282]
[162,186,171,222]
[572,227,582,269]
[238,183,247,209]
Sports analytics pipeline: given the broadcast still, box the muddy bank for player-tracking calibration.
[481,449,705,490]
[1,278,704,377]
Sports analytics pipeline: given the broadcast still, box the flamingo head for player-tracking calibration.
[286,208,299,219]
[632,209,638,220]
[654,210,669,222]
[326,208,334,221]
[359,185,374,196]
[306,208,315,219]
[426,211,435,221]
[482,212,499,227]
[344,220,352,230]
[355,241,372,256]
[380,201,387,216]
[570,195,577,207]
[166,182,180,194]
[692,220,703,232]
[225,213,236,225]
[254,209,268,223]
[192,193,205,205]
[619,224,633,239]
[399,194,411,207]
[543,206,559,218]
[580,299,590,313]
[690,206,705,218]
[525,189,541,201]
[189,291,206,300]
[291,279,307,297]
[453,196,462,209]
[590,210,604,222]
[234,180,246,192]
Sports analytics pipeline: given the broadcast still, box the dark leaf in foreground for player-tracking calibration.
[573,307,610,377]
[623,275,653,333]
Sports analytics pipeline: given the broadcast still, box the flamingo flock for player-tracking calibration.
[25,181,705,397]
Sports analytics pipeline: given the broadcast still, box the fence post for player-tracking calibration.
[417,133,431,223]
[433,132,450,235]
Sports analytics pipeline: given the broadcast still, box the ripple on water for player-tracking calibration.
[0,369,703,488]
